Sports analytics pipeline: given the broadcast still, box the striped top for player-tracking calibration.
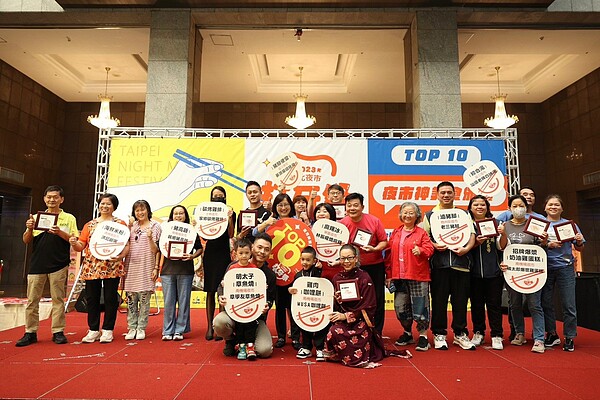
[124,220,161,292]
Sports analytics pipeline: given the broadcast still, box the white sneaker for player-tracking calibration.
[82,330,101,343]
[453,334,476,350]
[492,337,504,350]
[315,350,325,361]
[124,329,136,340]
[296,348,312,359]
[471,332,484,347]
[173,333,183,341]
[434,334,448,350]
[162,335,173,341]
[99,330,113,343]
[135,329,146,340]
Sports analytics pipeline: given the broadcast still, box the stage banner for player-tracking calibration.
[367,139,508,229]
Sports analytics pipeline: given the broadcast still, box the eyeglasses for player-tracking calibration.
[329,191,342,196]
[339,256,356,262]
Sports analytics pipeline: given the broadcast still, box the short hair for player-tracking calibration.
[98,193,119,210]
[313,202,336,221]
[508,194,528,208]
[467,195,493,219]
[437,181,454,192]
[245,180,261,191]
[400,201,423,223]
[328,184,344,195]
[131,200,153,220]
[544,194,564,208]
[339,244,360,268]
[301,246,317,258]
[519,187,536,196]
[344,192,364,205]
[292,195,308,205]
[44,185,64,197]
[168,205,190,223]
[234,238,252,251]
[253,232,273,246]
[211,185,227,199]
[272,193,295,219]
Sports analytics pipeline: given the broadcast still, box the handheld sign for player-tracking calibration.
[89,221,129,260]
[503,244,547,294]
[268,152,302,187]
[463,160,504,197]
[312,219,350,262]
[194,202,229,240]
[291,277,334,332]
[429,209,472,250]
[223,268,267,323]
[159,221,197,259]
[267,218,316,286]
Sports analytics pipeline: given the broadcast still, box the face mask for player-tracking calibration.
[512,207,526,219]
[211,197,226,203]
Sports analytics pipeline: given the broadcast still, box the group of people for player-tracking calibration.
[17,179,585,367]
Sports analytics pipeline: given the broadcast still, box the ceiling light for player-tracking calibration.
[88,67,120,130]
[484,66,518,129]
[285,66,316,130]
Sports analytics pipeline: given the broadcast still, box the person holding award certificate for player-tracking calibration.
[236,181,271,243]
[541,194,585,352]
[312,203,344,281]
[69,193,129,344]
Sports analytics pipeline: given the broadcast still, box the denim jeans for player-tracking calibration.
[508,287,545,341]
[126,290,152,331]
[542,267,577,339]
[393,279,430,334]
[161,274,193,336]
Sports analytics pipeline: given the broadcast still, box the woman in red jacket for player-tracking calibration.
[385,201,434,352]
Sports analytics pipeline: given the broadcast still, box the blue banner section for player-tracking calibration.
[367,139,506,176]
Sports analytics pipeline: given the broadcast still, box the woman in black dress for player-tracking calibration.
[203,186,236,340]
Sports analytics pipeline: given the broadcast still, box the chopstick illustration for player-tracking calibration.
[439,224,468,241]
[230,294,265,314]
[480,169,499,193]
[173,149,247,192]
[297,305,331,319]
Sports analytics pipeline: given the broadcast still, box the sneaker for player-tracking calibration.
[52,331,68,344]
[394,332,414,346]
[563,338,574,352]
[454,334,476,350]
[237,344,247,360]
[15,332,37,347]
[292,340,302,350]
[544,332,561,347]
[124,329,137,340]
[415,336,430,352]
[315,349,325,361]
[511,333,527,346]
[173,333,184,341]
[274,338,285,348]
[531,340,545,353]
[471,332,484,347]
[246,343,257,360]
[99,330,114,343]
[162,335,173,341]
[223,340,236,356]
[82,330,101,343]
[491,337,504,350]
[434,334,448,350]
[296,348,312,359]
[135,330,145,340]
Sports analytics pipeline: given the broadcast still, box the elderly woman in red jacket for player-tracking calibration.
[385,201,434,352]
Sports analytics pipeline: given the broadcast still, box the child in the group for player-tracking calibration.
[228,239,259,361]
[288,246,328,361]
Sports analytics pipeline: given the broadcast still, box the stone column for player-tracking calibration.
[144,10,196,128]
[404,11,462,129]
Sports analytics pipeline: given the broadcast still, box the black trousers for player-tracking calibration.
[470,275,504,338]
[85,277,121,331]
[362,262,386,333]
[430,268,469,336]
[275,284,300,341]
[301,326,328,351]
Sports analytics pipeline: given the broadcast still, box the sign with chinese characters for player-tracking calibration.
[429,208,472,250]
[312,219,350,262]
[463,160,504,197]
[267,218,316,286]
[89,221,129,260]
[268,151,302,187]
[194,201,229,240]
[503,244,547,294]
[223,268,267,323]
[291,277,334,332]
[159,221,197,259]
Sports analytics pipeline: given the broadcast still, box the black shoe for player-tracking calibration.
[544,332,561,347]
[16,332,37,347]
[415,336,431,351]
[275,338,285,348]
[563,338,574,352]
[223,340,236,356]
[394,332,414,346]
[205,329,214,341]
[52,331,68,344]
[292,340,302,350]
[214,336,223,341]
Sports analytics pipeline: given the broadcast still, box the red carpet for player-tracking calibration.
[1,309,599,399]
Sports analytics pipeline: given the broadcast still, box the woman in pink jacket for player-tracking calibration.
[385,201,434,352]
